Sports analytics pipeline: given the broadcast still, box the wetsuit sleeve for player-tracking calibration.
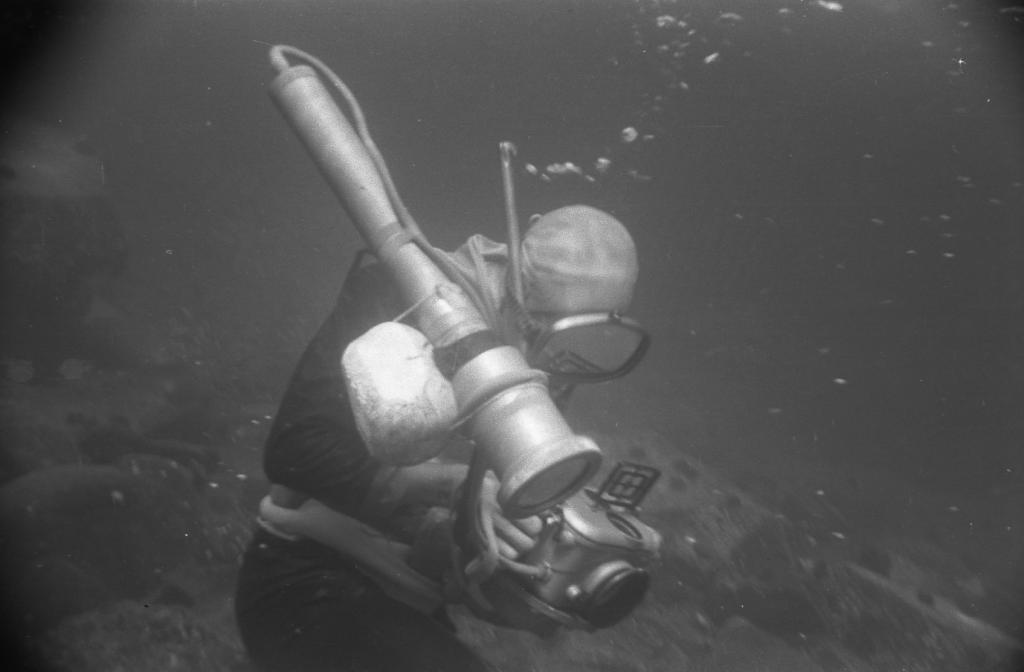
[263,258,402,516]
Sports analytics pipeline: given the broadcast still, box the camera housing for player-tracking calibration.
[458,461,662,632]
[519,487,662,628]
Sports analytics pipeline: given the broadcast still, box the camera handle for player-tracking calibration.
[446,448,553,611]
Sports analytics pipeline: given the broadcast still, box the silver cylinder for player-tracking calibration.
[269,65,486,346]
[472,381,601,518]
[455,347,602,518]
[269,59,601,516]
[268,65,397,238]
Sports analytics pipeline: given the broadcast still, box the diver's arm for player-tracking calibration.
[263,258,400,515]
[359,460,468,523]
[264,413,382,515]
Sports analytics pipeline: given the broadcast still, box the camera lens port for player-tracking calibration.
[582,565,650,628]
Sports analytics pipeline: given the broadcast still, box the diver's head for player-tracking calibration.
[519,205,638,314]
[502,205,647,384]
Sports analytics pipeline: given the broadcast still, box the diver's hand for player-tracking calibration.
[479,472,543,561]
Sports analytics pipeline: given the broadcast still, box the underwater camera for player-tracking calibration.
[455,461,662,633]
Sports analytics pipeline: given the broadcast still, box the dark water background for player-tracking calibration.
[3,0,1023,653]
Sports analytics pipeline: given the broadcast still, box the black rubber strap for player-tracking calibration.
[433,330,505,379]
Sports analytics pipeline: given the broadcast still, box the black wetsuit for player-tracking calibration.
[234,258,492,672]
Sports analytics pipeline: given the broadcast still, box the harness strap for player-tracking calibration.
[258,494,445,614]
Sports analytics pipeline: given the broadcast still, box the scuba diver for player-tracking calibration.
[234,205,644,672]
[235,46,658,672]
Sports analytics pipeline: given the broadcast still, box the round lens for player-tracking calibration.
[584,567,650,628]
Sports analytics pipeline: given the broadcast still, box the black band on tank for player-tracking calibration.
[433,330,505,378]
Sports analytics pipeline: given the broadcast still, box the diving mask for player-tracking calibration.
[509,294,650,384]
[497,142,647,383]
[527,311,649,383]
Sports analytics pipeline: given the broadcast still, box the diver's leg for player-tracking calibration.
[235,530,492,672]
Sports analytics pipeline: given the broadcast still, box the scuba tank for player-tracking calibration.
[266,45,600,518]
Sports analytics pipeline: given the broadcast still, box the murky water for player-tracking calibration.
[2,1,1022,670]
